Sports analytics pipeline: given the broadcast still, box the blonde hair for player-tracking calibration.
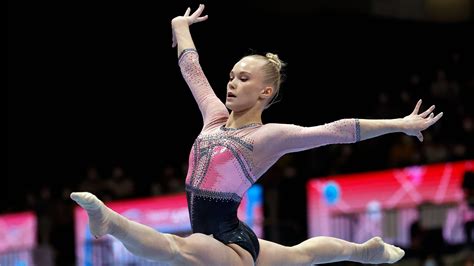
[245,52,286,109]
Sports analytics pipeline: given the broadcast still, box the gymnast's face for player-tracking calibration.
[225,57,273,112]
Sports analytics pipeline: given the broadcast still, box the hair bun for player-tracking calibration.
[265,53,282,71]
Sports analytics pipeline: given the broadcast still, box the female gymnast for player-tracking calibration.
[71,4,443,265]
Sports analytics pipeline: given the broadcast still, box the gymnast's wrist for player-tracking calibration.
[392,118,406,133]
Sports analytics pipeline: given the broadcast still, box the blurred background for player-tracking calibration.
[7,0,474,265]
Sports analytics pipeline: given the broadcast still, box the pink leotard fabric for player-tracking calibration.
[178,48,360,260]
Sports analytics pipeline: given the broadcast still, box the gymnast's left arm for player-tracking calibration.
[358,99,443,142]
[258,99,442,157]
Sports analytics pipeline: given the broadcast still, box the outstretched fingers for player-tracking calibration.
[417,112,443,141]
[184,7,191,16]
[427,112,443,127]
[191,4,205,17]
[417,132,424,142]
[411,99,422,115]
[419,105,435,118]
[172,4,208,47]
[195,14,208,23]
[190,4,208,23]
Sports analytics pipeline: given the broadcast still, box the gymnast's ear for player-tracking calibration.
[261,86,274,99]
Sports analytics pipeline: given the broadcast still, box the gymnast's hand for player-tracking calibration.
[171,4,208,48]
[401,99,443,142]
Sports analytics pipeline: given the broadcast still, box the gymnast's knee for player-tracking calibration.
[161,233,184,263]
[163,233,208,264]
[288,245,314,263]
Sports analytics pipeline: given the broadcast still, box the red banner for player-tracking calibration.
[307,160,474,246]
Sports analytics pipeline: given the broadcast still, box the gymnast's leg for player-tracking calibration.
[70,192,252,266]
[256,236,405,266]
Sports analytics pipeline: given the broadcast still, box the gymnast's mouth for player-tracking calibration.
[227,92,236,98]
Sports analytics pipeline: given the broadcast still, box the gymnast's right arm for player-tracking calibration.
[171,4,228,127]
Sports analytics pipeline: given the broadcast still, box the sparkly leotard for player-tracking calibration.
[179,49,361,262]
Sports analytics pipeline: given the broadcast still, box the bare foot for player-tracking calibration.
[70,192,116,238]
[353,237,405,264]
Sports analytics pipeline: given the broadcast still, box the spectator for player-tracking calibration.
[105,165,135,199]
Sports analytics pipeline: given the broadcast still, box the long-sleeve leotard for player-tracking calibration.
[179,48,360,236]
